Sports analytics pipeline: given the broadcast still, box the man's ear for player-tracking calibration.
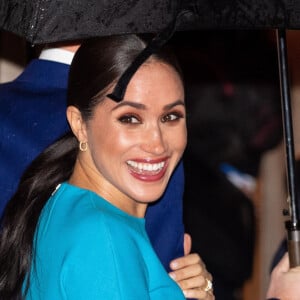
[66,106,87,142]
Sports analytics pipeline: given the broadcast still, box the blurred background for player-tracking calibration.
[2,28,300,299]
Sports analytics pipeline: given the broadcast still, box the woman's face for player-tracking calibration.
[75,61,186,216]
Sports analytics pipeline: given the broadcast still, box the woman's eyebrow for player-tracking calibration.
[111,101,146,111]
[163,100,185,111]
[111,99,185,112]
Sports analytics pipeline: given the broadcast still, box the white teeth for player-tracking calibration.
[127,160,165,172]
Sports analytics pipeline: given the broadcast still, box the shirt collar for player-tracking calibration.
[39,48,75,65]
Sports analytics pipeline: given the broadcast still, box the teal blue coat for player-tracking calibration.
[25,183,185,299]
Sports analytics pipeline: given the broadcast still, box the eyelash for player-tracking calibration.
[161,111,184,123]
[118,111,184,124]
[118,114,141,124]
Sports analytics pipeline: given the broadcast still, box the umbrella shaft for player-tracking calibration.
[277,29,299,223]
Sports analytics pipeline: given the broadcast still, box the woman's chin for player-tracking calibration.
[134,191,165,204]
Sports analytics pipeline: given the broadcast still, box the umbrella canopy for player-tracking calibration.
[1,0,300,44]
[0,0,177,44]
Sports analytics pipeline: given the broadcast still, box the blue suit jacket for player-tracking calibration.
[0,59,184,270]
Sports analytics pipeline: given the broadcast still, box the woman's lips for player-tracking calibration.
[126,159,168,181]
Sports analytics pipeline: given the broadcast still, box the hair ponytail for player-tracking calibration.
[0,132,78,299]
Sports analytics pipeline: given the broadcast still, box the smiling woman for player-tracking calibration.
[0,35,188,299]
[67,60,186,215]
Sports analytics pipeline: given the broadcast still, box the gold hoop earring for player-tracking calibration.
[79,141,88,152]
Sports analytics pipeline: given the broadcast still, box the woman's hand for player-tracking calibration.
[267,252,300,300]
[169,234,214,300]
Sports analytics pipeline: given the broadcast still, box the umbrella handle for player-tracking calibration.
[286,222,300,267]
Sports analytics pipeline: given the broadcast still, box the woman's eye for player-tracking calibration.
[118,114,140,124]
[161,112,183,123]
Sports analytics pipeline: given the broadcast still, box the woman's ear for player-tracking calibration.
[66,106,87,142]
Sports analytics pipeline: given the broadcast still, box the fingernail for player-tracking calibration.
[169,272,176,280]
[183,290,189,297]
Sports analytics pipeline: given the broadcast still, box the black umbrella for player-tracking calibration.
[2,0,300,44]
[1,0,300,266]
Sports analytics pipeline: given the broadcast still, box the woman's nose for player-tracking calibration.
[140,125,167,155]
